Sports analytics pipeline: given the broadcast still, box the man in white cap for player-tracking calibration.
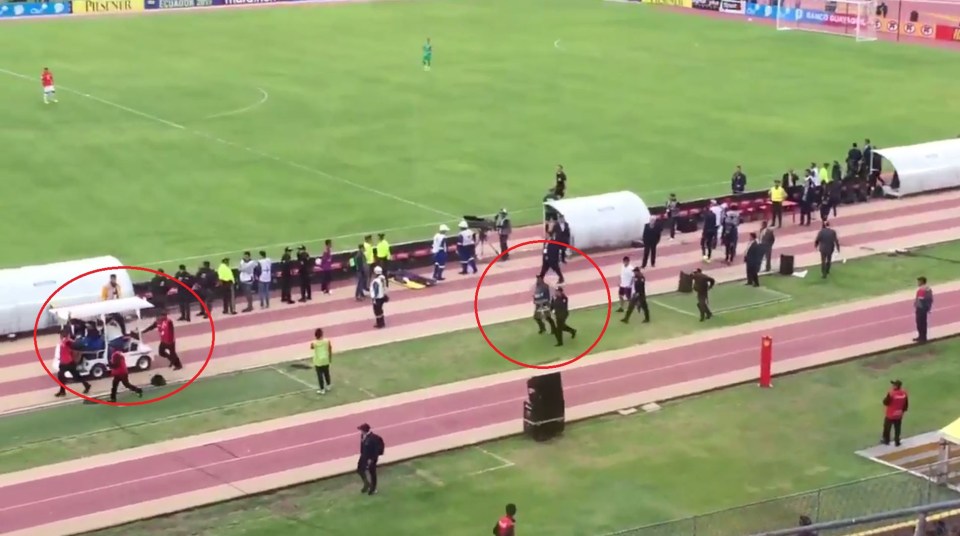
[432,224,449,281]
[370,266,388,329]
[457,220,478,275]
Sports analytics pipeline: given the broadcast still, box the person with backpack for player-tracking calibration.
[357,423,385,495]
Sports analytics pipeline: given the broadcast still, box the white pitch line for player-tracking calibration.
[474,446,514,467]
[202,87,269,120]
[467,462,515,477]
[650,298,700,318]
[0,67,455,220]
[342,378,378,399]
[271,366,318,391]
[414,468,446,487]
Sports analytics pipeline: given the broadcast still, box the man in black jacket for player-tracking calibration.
[621,267,649,324]
[691,268,716,321]
[149,269,170,313]
[554,215,571,264]
[814,221,840,278]
[279,247,294,304]
[730,165,747,194]
[539,234,565,284]
[759,221,776,272]
[799,176,816,226]
[357,423,384,495]
[297,246,313,302]
[700,209,718,262]
[195,261,216,319]
[781,168,800,188]
[551,286,577,346]
[744,232,764,287]
[641,219,661,268]
[847,142,862,177]
[174,264,194,322]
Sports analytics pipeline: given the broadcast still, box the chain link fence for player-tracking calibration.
[602,464,960,536]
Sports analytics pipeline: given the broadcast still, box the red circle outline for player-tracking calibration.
[32,265,215,407]
[473,239,612,369]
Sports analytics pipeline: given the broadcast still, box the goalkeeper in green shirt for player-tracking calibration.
[422,38,432,71]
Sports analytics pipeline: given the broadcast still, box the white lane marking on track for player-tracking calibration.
[0,303,945,512]
[0,67,456,220]
[202,87,269,120]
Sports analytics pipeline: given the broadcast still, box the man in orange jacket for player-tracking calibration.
[882,380,909,447]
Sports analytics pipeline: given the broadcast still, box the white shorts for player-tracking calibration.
[44,86,55,94]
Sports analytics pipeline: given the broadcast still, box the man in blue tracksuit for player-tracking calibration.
[457,221,478,275]
[432,224,449,281]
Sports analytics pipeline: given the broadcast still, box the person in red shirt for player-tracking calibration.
[55,331,91,397]
[109,349,143,403]
[142,311,183,370]
[41,67,57,104]
[882,380,909,447]
[492,503,517,536]
[914,276,934,343]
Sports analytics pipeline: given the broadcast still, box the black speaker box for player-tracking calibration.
[677,271,694,293]
[524,373,565,441]
[677,217,698,234]
[779,254,795,275]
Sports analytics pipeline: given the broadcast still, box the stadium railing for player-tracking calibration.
[599,463,960,536]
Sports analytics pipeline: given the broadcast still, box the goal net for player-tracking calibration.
[776,0,879,42]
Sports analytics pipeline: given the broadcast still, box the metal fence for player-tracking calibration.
[601,464,960,536]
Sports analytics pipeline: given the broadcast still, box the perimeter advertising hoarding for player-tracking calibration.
[744,3,804,21]
[0,2,70,17]
[145,0,216,9]
[720,0,744,14]
[642,0,693,7]
[72,0,144,13]
[693,0,720,11]
[935,24,960,42]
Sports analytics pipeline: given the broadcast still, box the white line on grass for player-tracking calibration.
[201,87,270,120]
[342,378,378,399]
[474,446,514,467]
[271,366,319,390]
[0,67,455,220]
[414,468,446,487]
[650,298,700,318]
[466,446,516,476]
[712,295,793,315]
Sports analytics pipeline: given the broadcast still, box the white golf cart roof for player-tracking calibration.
[49,297,154,323]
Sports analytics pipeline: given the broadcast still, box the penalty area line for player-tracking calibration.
[201,87,270,120]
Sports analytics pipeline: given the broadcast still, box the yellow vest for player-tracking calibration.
[376,240,391,259]
[769,187,786,203]
[312,339,331,367]
[363,242,375,264]
[217,264,235,283]
[819,167,831,184]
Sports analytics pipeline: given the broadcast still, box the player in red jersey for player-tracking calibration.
[41,67,57,104]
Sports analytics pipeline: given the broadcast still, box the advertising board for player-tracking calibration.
[72,0,145,13]
[935,24,960,42]
[0,2,70,17]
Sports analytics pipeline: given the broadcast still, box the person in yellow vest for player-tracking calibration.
[217,258,237,315]
[363,234,376,282]
[100,274,127,333]
[768,180,787,229]
[310,328,332,394]
[818,162,831,187]
[375,233,391,286]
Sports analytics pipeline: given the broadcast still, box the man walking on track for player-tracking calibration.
[357,423,384,495]
[881,380,909,447]
[370,266,389,329]
[533,275,557,335]
[109,349,143,403]
[914,276,933,343]
[744,232,764,287]
[142,311,183,370]
[311,328,332,395]
[55,332,91,397]
[621,267,649,324]
[814,221,841,278]
[551,285,577,346]
[492,503,518,536]
[691,268,716,322]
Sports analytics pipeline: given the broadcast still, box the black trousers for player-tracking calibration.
[746,264,760,287]
[666,216,676,239]
[280,276,292,303]
[221,284,236,314]
[178,296,191,321]
[723,239,737,263]
[109,313,127,335]
[553,313,576,344]
[159,342,183,369]
[763,244,773,272]
[799,203,812,226]
[882,417,903,445]
[57,363,91,394]
[358,458,378,492]
[299,276,312,301]
[320,271,332,293]
[700,233,715,259]
[373,298,386,328]
[697,294,712,321]
[314,365,331,390]
[771,202,783,227]
[539,259,564,282]
[499,234,509,259]
[622,295,649,323]
[642,244,657,268]
[916,310,929,341]
[110,374,143,401]
[819,250,833,277]
[819,203,831,221]
[534,309,557,334]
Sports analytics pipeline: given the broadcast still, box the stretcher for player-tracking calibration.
[390,270,437,290]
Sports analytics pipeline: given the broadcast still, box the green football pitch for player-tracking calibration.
[1,0,958,269]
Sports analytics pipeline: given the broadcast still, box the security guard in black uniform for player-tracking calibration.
[149,269,171,312]
[532,275,556,335]
[539,235,565,283]
[551,285,577,346]
[297,246,313,302]
[554,215,571,264]
[621,267,649,324]
[174,264,195,322]
[195,261,216,319]
[279,247,294,304]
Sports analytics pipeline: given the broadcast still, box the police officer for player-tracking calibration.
[539,230,565,284]
[357,423,384,495]
[432,225,448,281]
[174,264,194,322]
[532,275,556,335]
[297,245,313,302]
[721,206,741,265]
[691,268,716,321]
[494,208,511,260]
[149,269,170,312]
[551,285,577,346]
[554,215,571,263]
[621,267,649,324]
[279,247,294,304]
[195,261,216,319]
[370,266,388,329]
[701,208,718,263]
[457,221,478,274]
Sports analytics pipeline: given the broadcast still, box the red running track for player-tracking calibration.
[0,288,956,533]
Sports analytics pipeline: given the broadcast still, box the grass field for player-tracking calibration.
[2,241,959,475]
[1,0,959,269]
[88,337,960,536]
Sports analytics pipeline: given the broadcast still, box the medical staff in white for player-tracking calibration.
[617,256,635,313]
[432,224,449,281]
[457,221,478,275]
[370,266,388,329]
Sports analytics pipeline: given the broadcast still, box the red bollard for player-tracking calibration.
[759,336,773,388]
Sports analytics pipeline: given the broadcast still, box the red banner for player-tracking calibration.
[935,24,960,42]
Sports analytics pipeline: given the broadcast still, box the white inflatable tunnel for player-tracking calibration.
[876,138,960,197]
[0,256,134,337]
[544,191,650,250]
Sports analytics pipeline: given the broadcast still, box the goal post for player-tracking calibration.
[776,0,879,42]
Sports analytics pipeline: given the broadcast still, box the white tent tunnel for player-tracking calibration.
[877,138,960,198]
[0,256,134,337]
[544,191,651,251]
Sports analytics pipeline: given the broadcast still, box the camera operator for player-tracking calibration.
[494,208,511,260]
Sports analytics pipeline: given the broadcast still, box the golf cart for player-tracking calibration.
[48,297,155,381]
